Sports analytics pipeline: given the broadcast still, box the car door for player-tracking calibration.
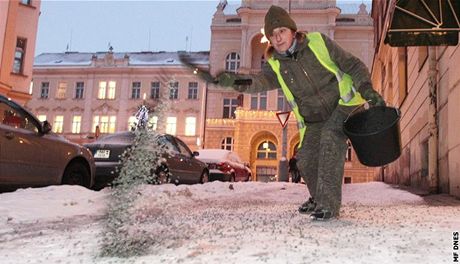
[229,152,246,180]
[0,99,55,186]
[173,137,201,183]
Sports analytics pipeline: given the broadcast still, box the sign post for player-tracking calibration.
[276,111,290,182]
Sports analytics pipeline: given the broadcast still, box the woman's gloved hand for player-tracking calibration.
[362,89,386,107]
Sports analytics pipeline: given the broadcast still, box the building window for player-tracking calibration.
[257,140,277,159]
[344,177,352,184]
[40,82,49,99]
[225,52,240,73]
[187,82,198,99]
[166,116,177,135]
[131,82,141,99]
[277,89,290,111]
[71,116,81,133]
[398,47,407,105]
[221,137,234,150]
[128,116,137,130]
[169,81,179,100]
[53,115,64,133]
[56,82,67,99]
[20,0,31,5]
[421,140,429,177]
[223,98,238,119]
[13,38,26,74]
[256,166,277,182]
[150,116,158,131]
[151,82,160,99]
[185,116,196,136]
[37,115,47,122]
[97,81,116,99]
[251,92,267,110]
[345,141,352,162]
[92,115,116,133]
[75,82,84,99]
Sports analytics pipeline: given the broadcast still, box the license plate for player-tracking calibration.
[94,149,110,159]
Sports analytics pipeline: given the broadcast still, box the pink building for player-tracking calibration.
[0,0,41,104]
[371,1,460,198]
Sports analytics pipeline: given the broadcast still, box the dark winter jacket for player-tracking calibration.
[232,32,375,123]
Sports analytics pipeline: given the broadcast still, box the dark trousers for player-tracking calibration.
[296,108,348,216]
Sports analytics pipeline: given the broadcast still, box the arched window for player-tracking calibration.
[225,52,240,73]
[221,137,234,150]
[257,140,277,159]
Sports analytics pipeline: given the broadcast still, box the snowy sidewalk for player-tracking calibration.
[0,181,459,264]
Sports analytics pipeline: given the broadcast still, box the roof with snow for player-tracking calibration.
[34,51,209,67]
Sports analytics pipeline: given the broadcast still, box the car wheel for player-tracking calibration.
[200,170,209,184]
[62,162,89,187]
[246,174,251,182]
[153,164,170,185]
[230,173,235,182]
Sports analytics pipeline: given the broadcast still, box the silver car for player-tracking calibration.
[0,95,95,190]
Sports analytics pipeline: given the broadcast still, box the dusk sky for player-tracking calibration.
[35,0,372,56]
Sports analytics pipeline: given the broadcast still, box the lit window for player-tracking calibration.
[71,116,81,133]
[166,117,177,135]
[98,81,107,99]
[225,52,240,73]
[98,81,116,99]
[20,0,31,5]
[56,82,67,99]
[108,81,116,99]
[187,82,198,99]
[13,38,26,74]
[221,137,234,151]
[37,115,47,122]
[128,116,137,130]
[53,115,64,133]
[150,116,158,131]
[93,115,116,133]
[257,140,277,159]
[185,117,196,136]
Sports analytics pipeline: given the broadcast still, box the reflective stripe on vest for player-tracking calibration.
[307,32,366,106]
[267,32,366,148]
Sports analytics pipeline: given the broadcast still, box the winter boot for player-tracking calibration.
[309,208,335,221]
[298,197,316,214]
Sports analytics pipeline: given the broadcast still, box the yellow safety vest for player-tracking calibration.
[267,32,366,148]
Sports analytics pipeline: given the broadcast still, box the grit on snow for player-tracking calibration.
[0,181,459,264]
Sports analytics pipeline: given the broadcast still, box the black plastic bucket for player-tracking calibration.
[343,106,402,167]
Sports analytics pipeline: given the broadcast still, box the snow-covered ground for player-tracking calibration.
[0,181,459,264]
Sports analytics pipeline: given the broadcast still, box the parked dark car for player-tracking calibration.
[0,95,95,191]
[197,149,251,182]
[84,131,209,189]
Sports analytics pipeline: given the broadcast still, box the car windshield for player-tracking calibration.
[96,132,135,143]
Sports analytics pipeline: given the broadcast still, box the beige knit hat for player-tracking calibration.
[264,5,297,37]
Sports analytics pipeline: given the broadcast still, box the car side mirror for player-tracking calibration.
[192,151,199,157]
[41,120,52,134]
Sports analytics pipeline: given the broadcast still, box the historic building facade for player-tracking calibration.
[0,0,41,104]
[29,0,376,183]
[28,51,209,149]
[371,1,460,197]
[205,0,376,182]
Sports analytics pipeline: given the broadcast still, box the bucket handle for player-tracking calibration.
[343,100,371,123]
[343,101,401,124]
